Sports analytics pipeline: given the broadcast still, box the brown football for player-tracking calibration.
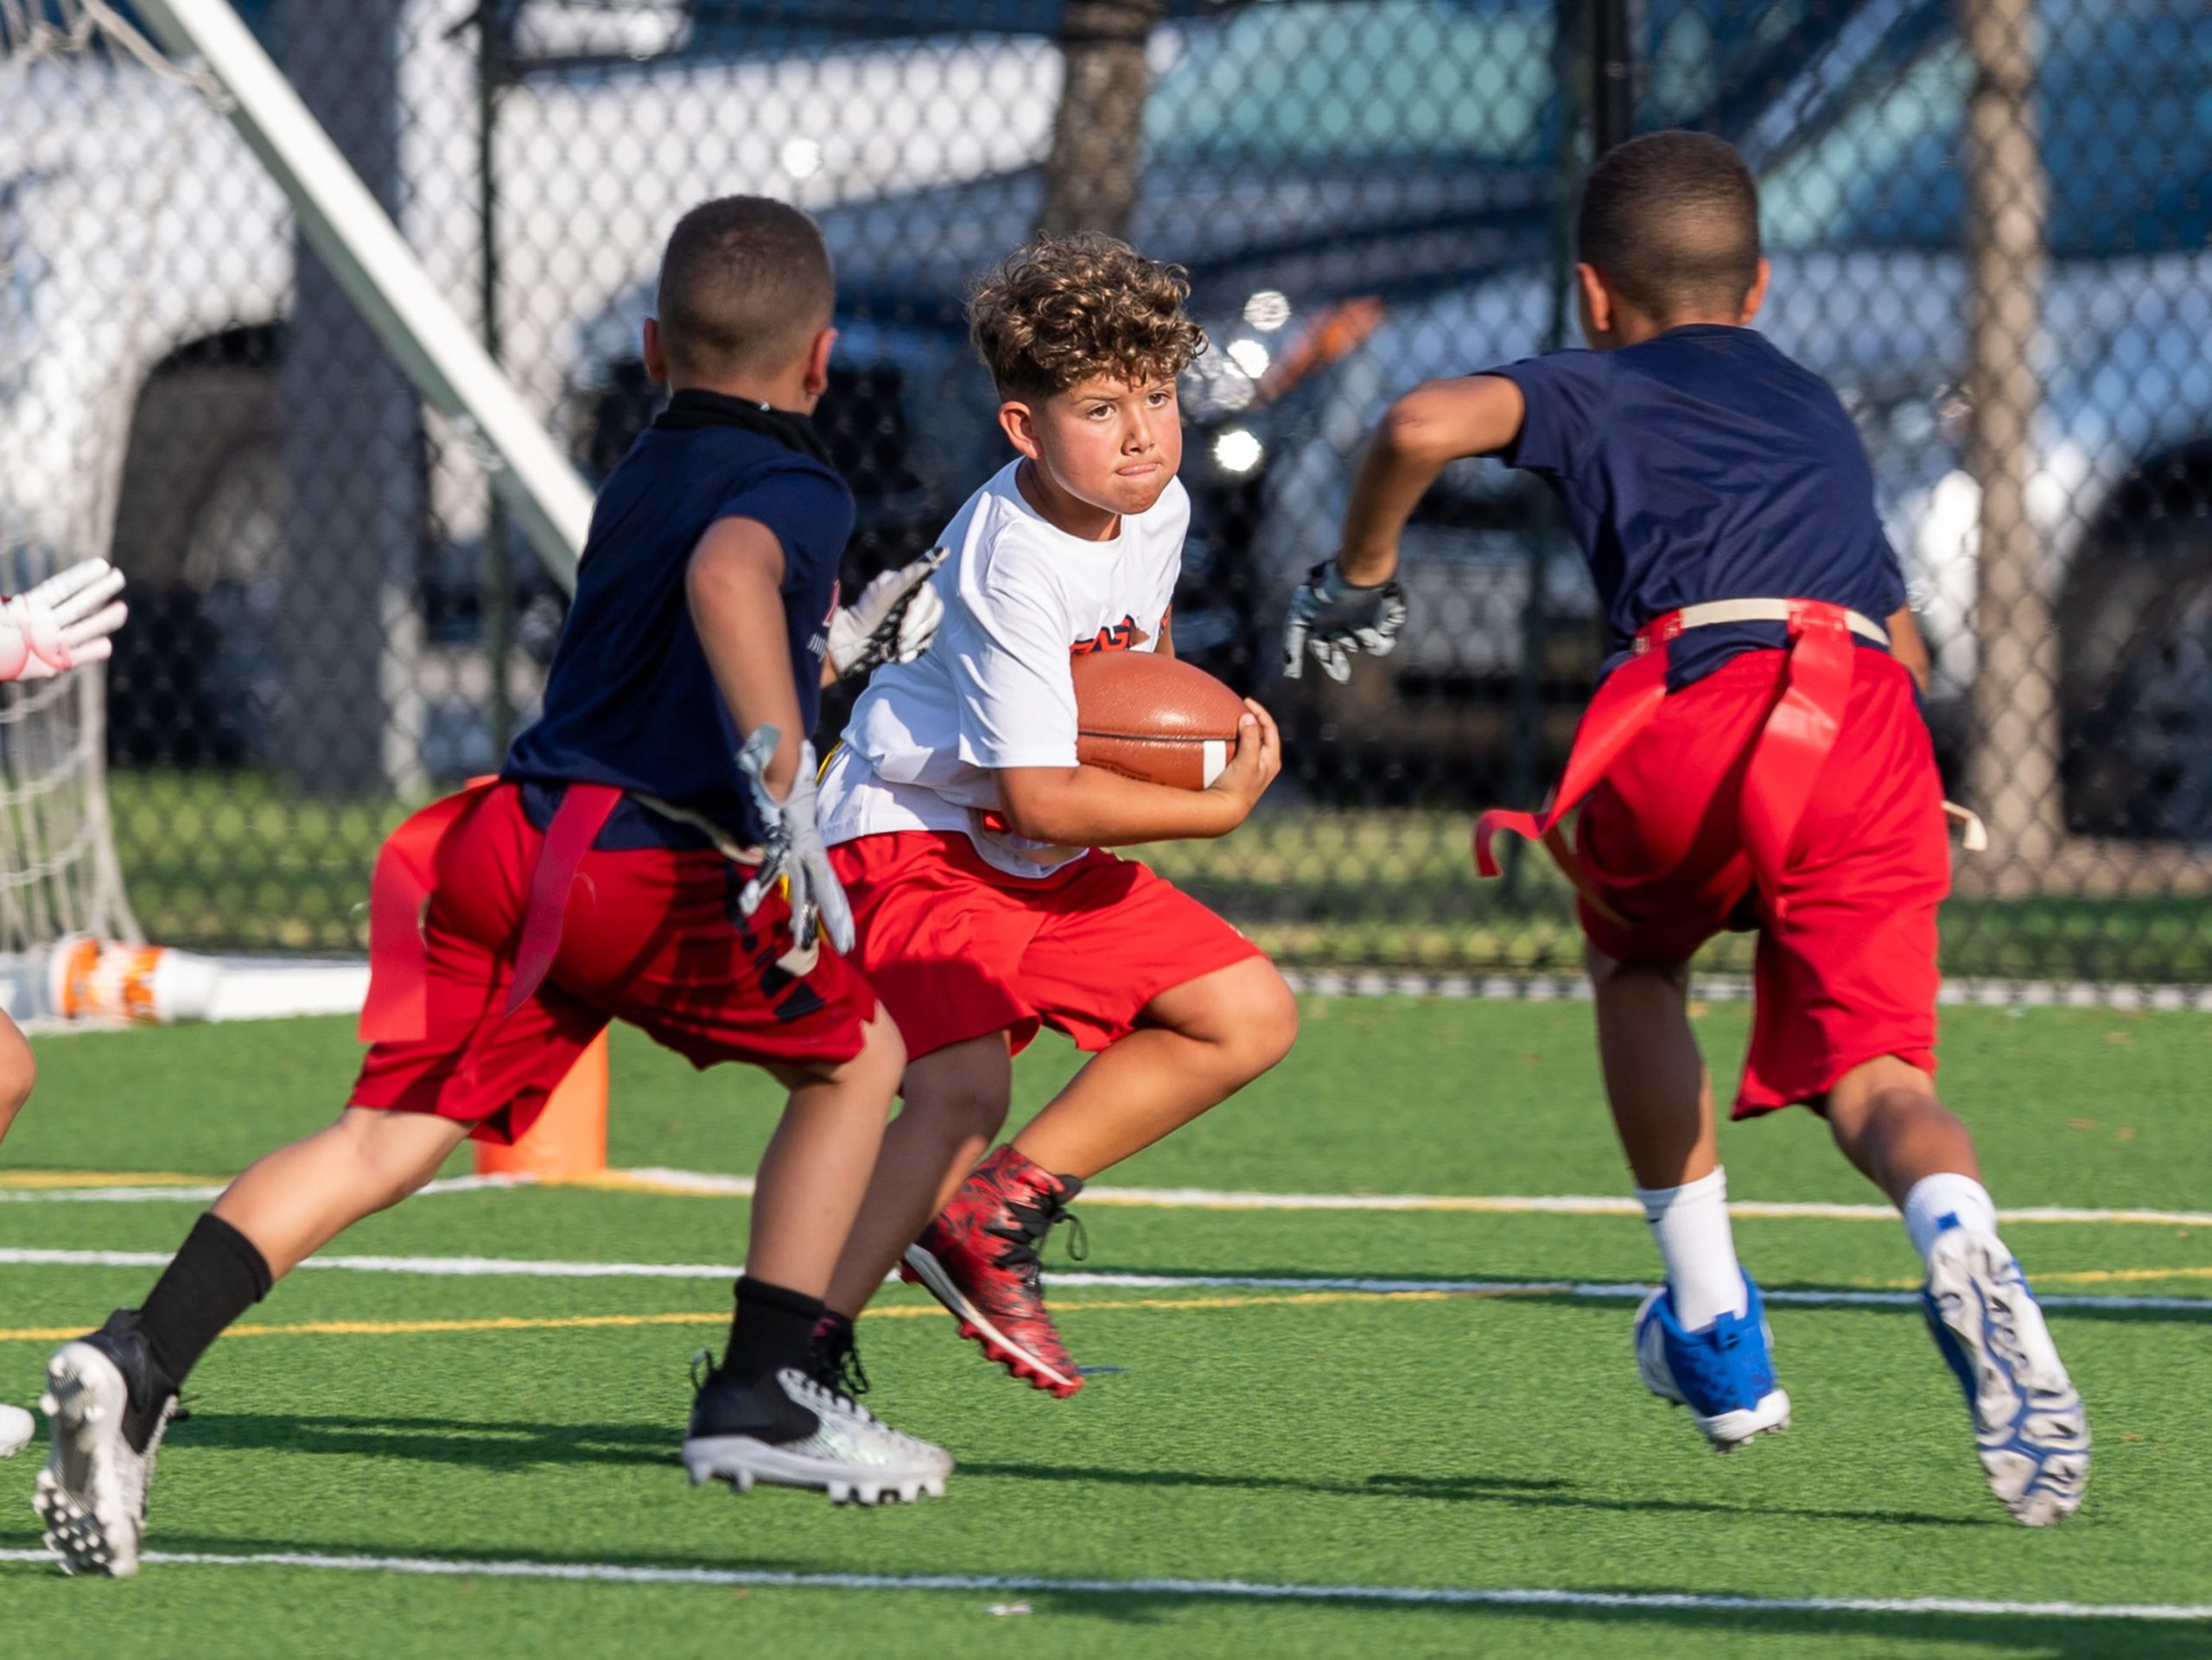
[1071,650,1247,790]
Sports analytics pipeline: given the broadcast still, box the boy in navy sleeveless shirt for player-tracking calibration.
[1288,132,2085,1525]
[34,200,950,1578]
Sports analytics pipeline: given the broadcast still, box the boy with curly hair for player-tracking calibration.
[810,234,1299,1396]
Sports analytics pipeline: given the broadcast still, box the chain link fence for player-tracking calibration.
[3,0,2208,984]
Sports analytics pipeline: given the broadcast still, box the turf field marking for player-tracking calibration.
[2,1249,2207,1319]
[2032,1265,2212,1287]
[0,1288,1527,1345]
[0,1173,520,1205]
[13,1166,2212,1230]
[1282,966,2212,1014]
[0,1546,2204,1621]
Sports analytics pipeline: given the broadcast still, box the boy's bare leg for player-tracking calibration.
[212,1106,474,1279]
[684,1008,951,1504]
[35,1103,478,1575]
[1587,944,1751,1337]
[1586,947,1714,1189]
[0,1014,37,1453]
[1819,1054,1980,1205]
[876,959,1297,1397]
[747,1008,907,1300]
[825,960,1296,1319]
[1010,957,1300,1177]
[823,1032,1009,1320]
[0,1010,35,1147]
[1822,1056,2088,1525]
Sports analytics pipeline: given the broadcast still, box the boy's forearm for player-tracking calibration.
[688,519,804,797]
[1338,374,1528,586]
[997,764,1239,849]
[1338,424,1456,586]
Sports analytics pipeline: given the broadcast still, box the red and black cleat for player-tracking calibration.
[900,1145,1087,1397]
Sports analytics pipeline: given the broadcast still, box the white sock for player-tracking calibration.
[1636,1167,1747,1328]
[1902,1173,2000,1267]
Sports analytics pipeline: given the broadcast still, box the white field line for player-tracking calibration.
[0,1246,2203,1314]
[0,1547,2202,1621]
[0,1173,528,1205]
[1281,969,2212,1013]
[22,960,2209,1028]
[13,1164,2212,1231]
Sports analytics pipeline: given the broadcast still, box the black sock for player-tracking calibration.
[721,1275,823,1383]
[136,1212,273,1388]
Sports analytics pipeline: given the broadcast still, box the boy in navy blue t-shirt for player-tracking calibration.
[35,199,950,1577]
[1287,132,2086,1524]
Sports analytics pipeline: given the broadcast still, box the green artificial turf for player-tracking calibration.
[0,1002,2207,1657]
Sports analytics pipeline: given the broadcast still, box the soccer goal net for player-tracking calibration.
[0,0,593,989]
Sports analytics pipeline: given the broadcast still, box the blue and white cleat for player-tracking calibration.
[1922,1228,2088,1526]
[1636,1273,1792,1451]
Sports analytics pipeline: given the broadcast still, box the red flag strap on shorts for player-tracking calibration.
[503,782,622,1016]
[359,779,621,1042]
[1472,600,1866,919]
[359,779,499,1043]
[1473,643,1669,878]
[1736,602,1855,913]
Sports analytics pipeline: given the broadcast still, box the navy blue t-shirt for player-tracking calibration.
[1488,325,1906,688]
[502,404,853,848]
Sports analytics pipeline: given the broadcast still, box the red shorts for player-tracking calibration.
[350,784,876,1143]
[828,831,1263,1062]
[1573,650,1948,1117]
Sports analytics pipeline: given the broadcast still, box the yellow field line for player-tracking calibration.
[0,1286,1520,1345]
[2029,1264,2212,1287]
[0,1172,215,1188]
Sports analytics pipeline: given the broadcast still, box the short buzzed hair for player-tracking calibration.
[1576,130,1761,321]
[654,196,834,382]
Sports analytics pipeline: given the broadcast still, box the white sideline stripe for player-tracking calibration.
[15,1164,2212,1231]
[0,1247,2203,1313]
[16,960,2205,1030]
[0,1173,528,1206]
[1282,969,2212,1014]
[0,1548,2202,1620]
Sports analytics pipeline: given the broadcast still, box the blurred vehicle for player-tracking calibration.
[2,0,1061,766]
[569,0,1847,705]
[1254,0,2212,836]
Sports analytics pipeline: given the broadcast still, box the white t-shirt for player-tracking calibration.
[819,460,1188,877]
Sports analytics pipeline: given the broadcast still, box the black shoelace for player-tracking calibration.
[827,1339,871,1401]
[988,1186,1090,1279]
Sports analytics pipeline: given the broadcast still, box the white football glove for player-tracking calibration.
[1281,557,1408,683]
[734,724,854,959]
[826,547,947,680]
[0,559,129,683]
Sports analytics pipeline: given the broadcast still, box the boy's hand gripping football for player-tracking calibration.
[1281,557,1406,682]
[734,724,855,960]
[1203,698,1282,826]
[827,547,948,680]
[0,558,129,683]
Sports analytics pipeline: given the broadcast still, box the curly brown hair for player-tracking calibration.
[968,233,1208,400]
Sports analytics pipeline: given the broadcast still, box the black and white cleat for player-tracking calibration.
[683,1364,950,1506]
[32,1311,179,1577]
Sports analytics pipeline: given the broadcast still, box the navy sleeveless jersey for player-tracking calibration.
[502,410,853,848]
[1487,325,1906,689]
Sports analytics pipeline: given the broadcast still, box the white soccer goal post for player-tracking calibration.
[0,0,592,992]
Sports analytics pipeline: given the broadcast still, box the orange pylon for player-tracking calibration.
[475,1030,608,1180]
